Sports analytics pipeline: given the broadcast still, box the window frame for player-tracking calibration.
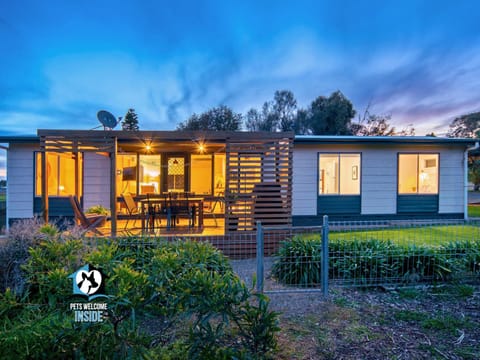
[397,152,440,195]
[34,151,83,198]
[317,152,362,196]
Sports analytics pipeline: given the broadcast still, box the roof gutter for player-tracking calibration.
[0,145,8,150]
[465,141,480,220]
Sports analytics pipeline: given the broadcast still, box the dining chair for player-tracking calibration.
[119,193,144,230]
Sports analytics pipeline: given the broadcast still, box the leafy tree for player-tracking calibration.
[121,108,140,131]
[177,105,242,131]
[274,90,297,132]
[447,111,480,138]
[355,114,396,136]
[352,103,415,136]
[307,90,356,135]
[0,179,5,187]
[245,90,298,132]
[245,108,264,131]
[293,109,310,135]
[469,159,480,191]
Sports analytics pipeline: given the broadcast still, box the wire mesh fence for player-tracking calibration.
[83,218,480,294]
[256,218,480,294]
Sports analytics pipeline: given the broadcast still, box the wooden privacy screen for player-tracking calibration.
[225,136,293,232]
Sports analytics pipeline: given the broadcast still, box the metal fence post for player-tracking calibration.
[321,215,329,297]
[256,221,264,293]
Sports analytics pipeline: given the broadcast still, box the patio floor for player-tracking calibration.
[103,217,225,237]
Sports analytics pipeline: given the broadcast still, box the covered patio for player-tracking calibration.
[37,130,293,237]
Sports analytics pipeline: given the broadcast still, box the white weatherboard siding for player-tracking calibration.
[292,144,467,217]
[7,144,37,220]
[438,147,465,213]
[292,148,317,215]
[83,153,110,210]
[361,146,397,215]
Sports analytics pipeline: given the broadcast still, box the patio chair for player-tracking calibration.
[69,195,108,236]
[203,197,222,227]
[119,193,144,230]
[168,192,194,228]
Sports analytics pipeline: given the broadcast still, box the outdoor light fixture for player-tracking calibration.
[145,144,151,151]
[198,143,205,153]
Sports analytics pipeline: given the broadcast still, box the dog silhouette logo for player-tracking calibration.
[69,264,107,300]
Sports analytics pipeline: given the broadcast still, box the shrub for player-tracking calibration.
[0,229,279,359]
[0,218,46,294]
[272,234,478,287]
[271,235,322,286]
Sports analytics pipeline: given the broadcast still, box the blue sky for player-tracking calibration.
[1,0,480,179]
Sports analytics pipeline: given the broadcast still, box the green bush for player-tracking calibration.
[0,231,279,359]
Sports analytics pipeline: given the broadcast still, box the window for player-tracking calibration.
[191,155,213,195]
[139,155,161,194]
[117,154,137,196]
[398,154,438,194]
[36,152,82,196]
[318,153,360,195]
[167,156,185,192]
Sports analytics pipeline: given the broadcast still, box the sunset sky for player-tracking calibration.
[1,0,480,179]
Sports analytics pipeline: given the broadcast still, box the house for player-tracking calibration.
[0,130,478,237]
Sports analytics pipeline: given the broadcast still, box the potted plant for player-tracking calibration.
[85,205,110,226]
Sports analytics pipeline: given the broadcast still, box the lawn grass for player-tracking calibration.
[328,225,480,247]
[468,205,480,218]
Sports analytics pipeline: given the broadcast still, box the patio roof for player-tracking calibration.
[36,129,294,237]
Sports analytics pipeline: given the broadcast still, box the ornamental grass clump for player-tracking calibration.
[273,233,479,287]
[271,235,322,286]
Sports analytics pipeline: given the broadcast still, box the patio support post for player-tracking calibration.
[110,137,117,237]
[41,151,49,223]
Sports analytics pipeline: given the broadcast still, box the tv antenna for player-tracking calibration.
[94,110,118,130]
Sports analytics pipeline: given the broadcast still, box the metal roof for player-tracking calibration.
[0,132,478,146]
[294,135,478,145]
[0,135,39,143]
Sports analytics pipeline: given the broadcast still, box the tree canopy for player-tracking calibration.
[351,104,415,136]
[307,90,356,135]
[447,111,480,138]
[177,105,242,131]
[121,108,140,131]
[245,90,297,132]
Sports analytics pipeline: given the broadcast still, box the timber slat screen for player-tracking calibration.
[225,136,293,233]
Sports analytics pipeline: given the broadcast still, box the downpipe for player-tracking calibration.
[465,141,479,220]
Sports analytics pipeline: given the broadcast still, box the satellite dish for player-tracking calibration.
[97,110,118,129]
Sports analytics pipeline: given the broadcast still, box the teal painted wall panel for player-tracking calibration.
[397,195,439,213]
[317,195,361,215]
[33,197,75,217]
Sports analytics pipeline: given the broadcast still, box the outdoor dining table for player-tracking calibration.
[139,196,204,232]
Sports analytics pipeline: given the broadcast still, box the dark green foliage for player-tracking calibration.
[307,90,356,135]
[447,111,480,138]
[177,105,242,131]
[121,108,140,131]
[273,235,480,287]
[271,235,322,286]
[245,90,298,133]
[469,159,480,191]
[0,228,279,359]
